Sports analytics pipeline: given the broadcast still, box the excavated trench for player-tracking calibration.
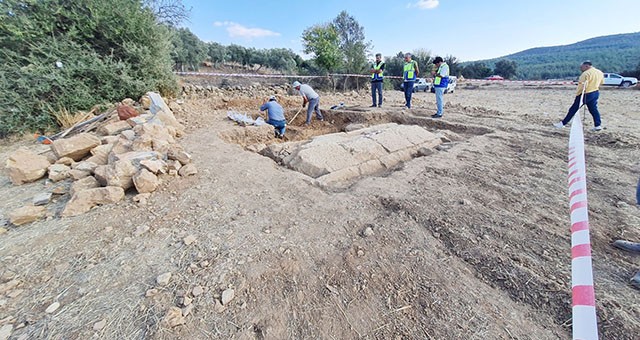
[219,106,494,189]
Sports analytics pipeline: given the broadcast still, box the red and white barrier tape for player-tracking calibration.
[176,71,403,79]
[567,116,599,340]
[176,72,574,85]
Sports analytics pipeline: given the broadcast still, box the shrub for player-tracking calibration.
[0,0,178,136]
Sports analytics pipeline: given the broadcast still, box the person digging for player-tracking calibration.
[260,95,286,139]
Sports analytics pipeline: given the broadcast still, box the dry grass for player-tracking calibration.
[48,106,100,130]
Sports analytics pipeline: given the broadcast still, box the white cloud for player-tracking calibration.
[407,0,440,9]
[213,21,280,39]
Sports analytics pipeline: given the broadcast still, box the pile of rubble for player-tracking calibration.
[5,92,195,224]
[181,82,291,100]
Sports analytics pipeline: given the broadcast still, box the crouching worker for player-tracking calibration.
[260,95,286,138]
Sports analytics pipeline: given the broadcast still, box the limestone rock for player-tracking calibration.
[156,272,172,285]
[5,148,51,185]
[55,157,75,166]
[68,169,91,180]
[163,307,186,328]
[61,186,125,217]
[45,301,60,314]
[93,165,109,186]
[86,145,112,166]
[191,285,203,297]
[168,146,191,165]
[104,160,138,189]
[183,235,196,246]
[48,164,70,182]
[120,129,136,141]
[147,92,185,134]
[70,176,99,196]
[167,160,182,173]
[99,120,131,136]
[221,288,235,305]
[73,161,98,173]
[32,192,52,206]
[9,206,46,225]
[133,169,159,193]
[50,133,101,161]
[140,159,168,174]
[93,319,107,331]
[101,136,119,145]
[178,164,197,177]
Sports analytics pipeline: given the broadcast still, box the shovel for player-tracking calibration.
[288,106,304,125]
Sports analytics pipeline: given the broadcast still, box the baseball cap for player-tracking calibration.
[582,60,592,66]
[269,95,276,101]
[292,81,301,87]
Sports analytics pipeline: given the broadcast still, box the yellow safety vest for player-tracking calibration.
[403,61,416,81]
[371,62,384,81]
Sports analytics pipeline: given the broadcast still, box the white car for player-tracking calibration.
[603,73,638,88]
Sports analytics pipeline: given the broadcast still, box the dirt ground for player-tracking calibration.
[1,81,639,339]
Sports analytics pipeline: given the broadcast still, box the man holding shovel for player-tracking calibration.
[292,81,323,125]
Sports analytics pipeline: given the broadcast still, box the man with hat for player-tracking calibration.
[554,60,605,131]
[260,95,286,138]
[292,81,323,125]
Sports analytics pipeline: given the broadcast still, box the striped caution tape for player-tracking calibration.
[567,115,599,340]
[175,71,403,79]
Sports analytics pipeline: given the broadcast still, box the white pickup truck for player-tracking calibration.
[603,73,638,88]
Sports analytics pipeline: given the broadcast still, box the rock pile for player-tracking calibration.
[4,92,195,223]
[181,82,291,100]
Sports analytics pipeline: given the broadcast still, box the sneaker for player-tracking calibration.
[591,126,603,132]
[431,114,442,118]
[369,104,377,107]
[612,240,640,253]
[553,122,564,129]
[378,104,382,108]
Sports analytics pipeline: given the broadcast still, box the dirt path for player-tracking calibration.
[1,84,639,339]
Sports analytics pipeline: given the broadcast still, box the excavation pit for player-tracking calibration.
[218,106,493,189]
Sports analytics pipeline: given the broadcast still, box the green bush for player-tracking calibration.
[0,0,178,136]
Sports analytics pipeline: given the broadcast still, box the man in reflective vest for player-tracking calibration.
[431,56,449,118]
[370,53,385,107]
[403,53,419,109]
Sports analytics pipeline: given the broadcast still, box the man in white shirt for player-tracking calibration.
[292,81,323,125]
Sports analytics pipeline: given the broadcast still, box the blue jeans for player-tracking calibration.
[562,91,602,127]
[403,81,414,108]
[306,97,322,124]
[267,118,286,136]
[371,81,383,106]
[434,87,445,115]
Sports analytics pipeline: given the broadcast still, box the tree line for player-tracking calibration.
[0,0,555,137]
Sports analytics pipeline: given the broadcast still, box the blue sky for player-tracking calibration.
[181,0,640,61]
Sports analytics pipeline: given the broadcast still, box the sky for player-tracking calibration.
[180,0,640,62]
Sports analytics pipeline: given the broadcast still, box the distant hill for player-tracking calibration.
[466,32,640,80]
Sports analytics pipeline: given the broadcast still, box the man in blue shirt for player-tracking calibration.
[260,95,286,138]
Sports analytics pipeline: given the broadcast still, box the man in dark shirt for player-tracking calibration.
[370,53,385,107]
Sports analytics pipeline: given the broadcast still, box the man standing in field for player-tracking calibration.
[292,81,323,125]
[431,56,450,118]
[554,61,604,131]
[402,53,419,109]
[370,53,385,107]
